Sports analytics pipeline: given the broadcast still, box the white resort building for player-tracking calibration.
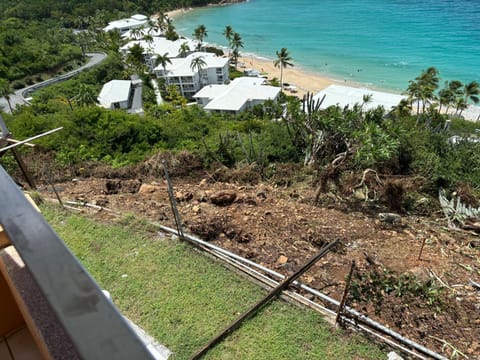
[97,80,133,110]
[155,52,229,99]
[103,14,149,34]
[193,77,281,114]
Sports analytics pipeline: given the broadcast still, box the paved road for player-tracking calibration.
[0,52,107,113]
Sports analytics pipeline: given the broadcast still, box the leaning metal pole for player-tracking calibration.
[163,162,185,242]
[191,239,339,360]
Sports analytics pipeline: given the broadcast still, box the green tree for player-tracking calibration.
[223,25,233,57]
[419,67,439,113]
[179,42,190,58]
[154,12,170,34]
[274,48,294,90]
[230,32,244,69]
[193,24,207,50]
[126,43,145,66]
[190,56,207,84]
[0,79,14,113]
[405,80,421,116]
[164,84,187,107]
[404,67,439,121]
[165,23,179,41]
[143,33,154,46]
[75,83,96,106]
[130,26,144,40]
[462,81,480,114]
[155,53,172,83]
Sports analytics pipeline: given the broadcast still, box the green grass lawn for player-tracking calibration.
[42,205,386,360]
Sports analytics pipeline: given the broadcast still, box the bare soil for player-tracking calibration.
[41,164,480,359]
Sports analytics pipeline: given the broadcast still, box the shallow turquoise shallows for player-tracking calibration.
[173,0,480,93]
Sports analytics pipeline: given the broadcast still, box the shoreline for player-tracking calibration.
[166,8,194,19]
[167,7,480,120]
[167,8,390,98]
[236,54,367,98]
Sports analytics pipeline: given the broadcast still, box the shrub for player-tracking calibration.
[12,80,25,89]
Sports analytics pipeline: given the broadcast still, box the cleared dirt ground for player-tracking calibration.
[39,161,480,359]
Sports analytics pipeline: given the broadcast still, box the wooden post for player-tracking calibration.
[417,237,427,260]
[47,171,63,207]
[11,148,36,189]
[336,260,355,325]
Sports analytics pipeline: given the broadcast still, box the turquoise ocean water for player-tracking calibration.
[173,0,480,94]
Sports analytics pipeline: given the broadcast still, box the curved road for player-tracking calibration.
[0,52,107,114]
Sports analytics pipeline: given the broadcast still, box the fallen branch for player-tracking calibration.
[64,200,120,215]
[428,269,455,292]
[428,335,468,359]
[354,168,382,188]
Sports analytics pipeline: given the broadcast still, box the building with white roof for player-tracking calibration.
[155,52,229,99]
[313,85,405,111]
[103,14,148,34]
[97,80,132,109]
[193,77,281,114]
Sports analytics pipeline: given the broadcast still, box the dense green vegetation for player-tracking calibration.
[0,0,221,23]
[1,0,480,206]
[0,18,83,85]
[42,204,385,359]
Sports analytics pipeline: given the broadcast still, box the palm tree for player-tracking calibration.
[404,67,439,118]
[126,43,145,66]
[179,42,190,58]
[165,23,179,41]
[106,30,121,52]
[417,66,439,113]
[230,32,244,69]
[361,94,373,110]
[155,12,171,33]
[190,56,207,85]
[143,34,155,64]
[126,43,147,75]
[0,79,14,113]
[438,81,453,114]
[464,81,480,105]
[455,81,480,117]
[455,98,468,117]
[130,26,144,40]
[223,25,234,57]
[391,98,412,118]
[274,48,294,90]
[193,25,208,50]
[143,33,154,45]
[155,53,172,82]
[438,80,464,114]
